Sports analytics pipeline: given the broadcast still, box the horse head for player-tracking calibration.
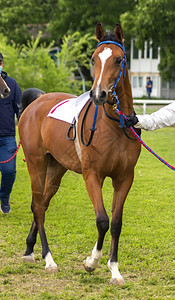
[90,23,125,106]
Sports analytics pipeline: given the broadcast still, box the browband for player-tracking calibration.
[97,41,125,53]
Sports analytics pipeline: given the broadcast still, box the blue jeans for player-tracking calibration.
[0,136,17,208]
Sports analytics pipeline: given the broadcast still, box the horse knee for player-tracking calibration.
[96,216,109,234]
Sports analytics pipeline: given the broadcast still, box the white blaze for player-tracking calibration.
[96,47,112,97]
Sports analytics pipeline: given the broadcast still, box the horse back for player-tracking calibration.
[18,92,82,173]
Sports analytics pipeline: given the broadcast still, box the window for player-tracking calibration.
[162,81,167,88]
[141,43,145,58]
[133,40,138,59]
[152,77,157,88]
[152,44,158,59]
[170,79,175,89]
[138,76,143,87]
[133,76,137,88]
[147,41,150,58]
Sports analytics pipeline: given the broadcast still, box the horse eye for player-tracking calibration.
[115,57,122,65]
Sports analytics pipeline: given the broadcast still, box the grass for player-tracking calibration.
[0,127,175,299]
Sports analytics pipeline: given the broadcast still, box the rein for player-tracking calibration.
[116,109,175,171]
[79,40,175,171]
[80,101,98,146]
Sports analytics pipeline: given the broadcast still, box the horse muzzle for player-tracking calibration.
[0,87,11,99]
[3,87,11,98]
[90,89,107,106]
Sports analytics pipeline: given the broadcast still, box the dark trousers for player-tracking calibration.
[147,91,151,99]
[0,136,17,207]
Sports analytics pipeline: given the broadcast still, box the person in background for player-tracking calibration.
[124,102,175,131]
[0,53,22,214]
[146,76,153,99]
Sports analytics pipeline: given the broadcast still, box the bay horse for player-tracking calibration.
[0,72,10,98]
[18,23,141,285]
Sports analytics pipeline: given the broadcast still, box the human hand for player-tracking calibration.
[124,115,138,127]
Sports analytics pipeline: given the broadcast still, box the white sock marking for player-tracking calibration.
[45,251,57,269]
[108,260,124,280]
[85,242,102,269]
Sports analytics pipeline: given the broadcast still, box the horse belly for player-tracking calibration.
[42,119,82,173]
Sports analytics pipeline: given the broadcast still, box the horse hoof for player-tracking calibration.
[83,260,95,273]
[110,277,125,286]
[22,253,35,263]
[45,265,58,274]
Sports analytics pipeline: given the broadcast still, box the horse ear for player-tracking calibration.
[114,24,124,45]
[96,23,105,41]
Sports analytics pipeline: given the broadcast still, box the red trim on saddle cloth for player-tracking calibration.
[50,99,70,114]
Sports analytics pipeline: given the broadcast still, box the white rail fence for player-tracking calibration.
[133,99,175,114]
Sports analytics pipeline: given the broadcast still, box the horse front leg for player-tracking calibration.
[83,172,109,272]
[108,174,134,285]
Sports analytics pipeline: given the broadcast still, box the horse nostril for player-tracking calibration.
[90,90,93,98]
[101,91,106,99]
[4,88,10,95]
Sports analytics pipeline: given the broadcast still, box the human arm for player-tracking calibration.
[125,102,175,131]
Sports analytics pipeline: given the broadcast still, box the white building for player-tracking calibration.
[130,39,161,98]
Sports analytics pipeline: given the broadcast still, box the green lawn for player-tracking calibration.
[0,127,175,299]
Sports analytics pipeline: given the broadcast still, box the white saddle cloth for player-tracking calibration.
[47,91,90,124]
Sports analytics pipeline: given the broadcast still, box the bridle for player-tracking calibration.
[97,40,130,130]
[80,40,135,146]
[97,40,127,90]
[68,40,136,146]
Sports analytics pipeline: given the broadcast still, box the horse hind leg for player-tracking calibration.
[23,154,66,273]
[22,216,38,263]
[39,156,67,273]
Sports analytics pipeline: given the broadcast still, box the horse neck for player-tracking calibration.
[115,68,133,116]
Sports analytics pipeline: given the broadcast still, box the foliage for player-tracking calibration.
[0,0,51,44]
[121,0,175,80]
[1,0,175,81]
[0,32,94,93]
[0,126,175,299]
[47,0,135,42]
[0,0,135,45]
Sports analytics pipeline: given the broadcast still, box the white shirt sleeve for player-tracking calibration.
[135,102,175,131]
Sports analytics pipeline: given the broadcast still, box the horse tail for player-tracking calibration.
[19,88,45,117]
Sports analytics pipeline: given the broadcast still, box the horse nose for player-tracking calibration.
[90,89,107,105]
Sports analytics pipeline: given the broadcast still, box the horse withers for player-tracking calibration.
[18,23,141,285]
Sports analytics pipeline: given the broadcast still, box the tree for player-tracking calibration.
[48,0,135,41]
[0,0,135,45]
[0,32,93,94]
[0,0,53,44]
[121,0,175,80]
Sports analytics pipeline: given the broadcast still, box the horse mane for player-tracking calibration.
[19,88,45,117]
